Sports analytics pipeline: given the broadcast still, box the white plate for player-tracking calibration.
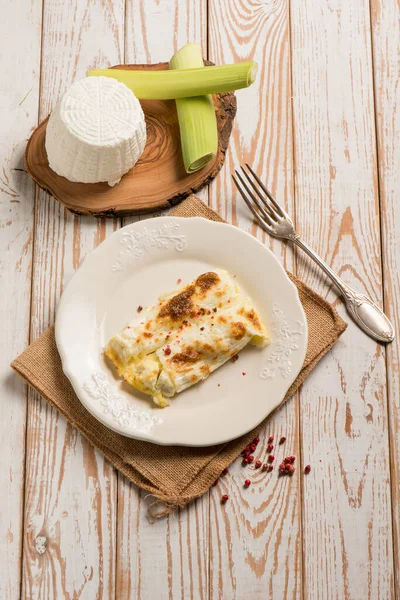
[55,217,308,446]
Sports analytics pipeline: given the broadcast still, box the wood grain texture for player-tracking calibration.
[24,64,236,217]
[20,0,124,597]
[1,1,399,598]
[125,0,206,64]
[117,484,209,600]
[124,0,208,210]
[116,2,209,599]
[0,0,42,597]
[207,1,302,597]
[370,0,400,592]
[290,0,394,597]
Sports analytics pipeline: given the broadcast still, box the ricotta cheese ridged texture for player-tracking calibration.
[45,76,146,186]
[106,269,269,407]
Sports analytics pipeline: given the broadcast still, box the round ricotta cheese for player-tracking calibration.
[45,76,146,186]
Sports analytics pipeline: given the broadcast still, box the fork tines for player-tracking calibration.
[231,164,288,234]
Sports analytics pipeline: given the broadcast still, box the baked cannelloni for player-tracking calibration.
[105,269,269,407]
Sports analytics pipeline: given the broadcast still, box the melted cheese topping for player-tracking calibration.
[105,269,269,407]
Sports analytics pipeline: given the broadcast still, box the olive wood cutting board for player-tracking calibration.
[25,61,237,217]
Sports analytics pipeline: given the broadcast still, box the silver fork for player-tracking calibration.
[232,164,394,343]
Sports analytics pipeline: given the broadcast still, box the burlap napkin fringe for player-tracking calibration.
[11,195,347,521]
[147,495,195,522]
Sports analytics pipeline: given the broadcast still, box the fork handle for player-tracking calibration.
[293,237,394,343]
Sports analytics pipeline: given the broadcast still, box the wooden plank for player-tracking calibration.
[207,1,302,597]
[290,0,394,597]
[117,485,209,600]
[0,1,42,598]
[370,0,400,593]
[21,1,125,597]
[125,0,206,63]
[124,0,208,205]
[116,2,209,599]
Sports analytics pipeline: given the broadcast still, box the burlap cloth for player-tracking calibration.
[11,195,347,521]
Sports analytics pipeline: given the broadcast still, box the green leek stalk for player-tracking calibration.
[87,61,257,100]
[169,43,217,173]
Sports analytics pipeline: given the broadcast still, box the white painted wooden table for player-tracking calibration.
[1,1,399,598]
